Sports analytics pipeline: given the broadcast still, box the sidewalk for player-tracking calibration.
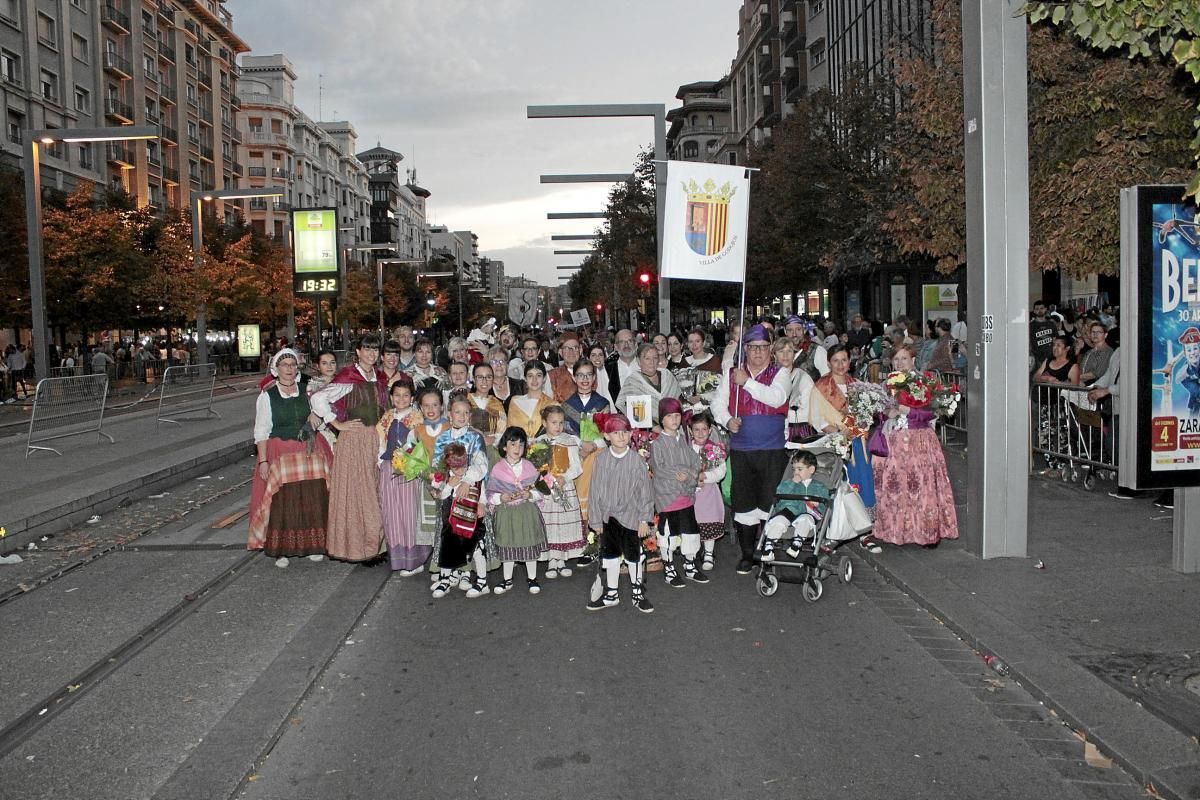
[0,389,257,552]
[859,443,1200,800]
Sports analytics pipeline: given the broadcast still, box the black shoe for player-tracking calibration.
[1108,487,1137,500]
[663,566,686,589]
[631,585,654,614]
[1154,492,1174,509]
[575,554,595,567]
[735,559,755,575]
[684,560,710,584]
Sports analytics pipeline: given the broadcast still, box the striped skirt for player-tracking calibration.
[378,462,428,571]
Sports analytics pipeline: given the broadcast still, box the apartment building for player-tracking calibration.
[237,53,371,247]
[1,0,247,212]
[665,78,736,166]
[727,0,807,160]
[477,256,504,301]
[429,225,478,283]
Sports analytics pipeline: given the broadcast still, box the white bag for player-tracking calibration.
[828,483,873,541]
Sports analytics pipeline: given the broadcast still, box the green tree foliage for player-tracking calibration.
[1025,1,1200,197]
[889,0,1196,278]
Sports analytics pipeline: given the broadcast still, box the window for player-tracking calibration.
[811,47,826,66]
[37,12,56,46]
[1,49,18,85]
[809,0,824,16]
[247,116,263,132]
[184,43,194,64]
[71,33,88,63]
[728,152,738,166]
[188,159,199,178]
[40,68,58,101]
[144,55,154,78]
[1,0,18,23]
[70,0,87,9]
[708,115,714,128]
[78,144,94,169]
[7,110,24,145]
[186,83,195,103]
[186,121,197,140]
[74,86,90,112]
[682,141,699,159]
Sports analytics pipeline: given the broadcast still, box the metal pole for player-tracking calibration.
[25,139,50,384]
[192,195,209,367]
[654,106,669,333]
[961,0,1030,559]
[377,258,385,341]
[1175,489,1200,572]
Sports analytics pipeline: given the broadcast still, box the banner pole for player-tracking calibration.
[732,168,752,420]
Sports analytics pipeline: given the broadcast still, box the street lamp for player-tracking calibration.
[24,125,158,383]
[190,186,285,365]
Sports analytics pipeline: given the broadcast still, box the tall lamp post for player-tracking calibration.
[24,125,158,383]
[190,187,285,366]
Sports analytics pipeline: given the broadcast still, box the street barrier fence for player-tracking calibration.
[25,374,115,458]
[1030,380,1116,489]
[156,363,221,427]
[932,369,967,442]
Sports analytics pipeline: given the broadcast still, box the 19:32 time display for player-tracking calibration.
[296,276,339,294]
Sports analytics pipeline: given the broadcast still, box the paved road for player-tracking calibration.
[0,478,1150,800]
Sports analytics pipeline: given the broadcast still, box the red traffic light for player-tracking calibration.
[638,272,651,285]
[594,303,603,312]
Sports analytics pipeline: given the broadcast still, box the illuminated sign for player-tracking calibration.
[291,207,340,294]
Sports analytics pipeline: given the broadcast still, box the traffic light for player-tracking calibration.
[638,271,651,286]
[594,303,603,313]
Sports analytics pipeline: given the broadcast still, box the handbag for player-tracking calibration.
[866,421,889,458]
[448,483,482,538]
[828,483,874,541]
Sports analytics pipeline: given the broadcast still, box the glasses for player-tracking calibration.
[575,371,595,379]
[490,358,507,365]
[475,373,494,380]
[745,343,770,350]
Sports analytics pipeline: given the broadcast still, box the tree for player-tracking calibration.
[888,0,1197,278]
[1025,1,1200,197]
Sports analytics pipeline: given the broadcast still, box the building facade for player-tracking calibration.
[727,0,808,161]
[1,0,247,211]
[665,79,736,166]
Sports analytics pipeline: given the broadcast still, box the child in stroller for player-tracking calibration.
[760,450,830,562]
[753,437,855,601]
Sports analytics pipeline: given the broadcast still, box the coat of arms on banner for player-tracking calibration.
[683,178,737,257]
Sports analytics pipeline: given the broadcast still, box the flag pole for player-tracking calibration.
[733,168,752,420]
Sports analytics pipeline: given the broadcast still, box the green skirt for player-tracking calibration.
[491,501,548,562]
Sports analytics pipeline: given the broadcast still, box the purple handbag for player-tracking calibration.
[866,421,889,458]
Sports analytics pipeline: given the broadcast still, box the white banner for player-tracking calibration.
[660,161,749,283]
[508,287,538,328]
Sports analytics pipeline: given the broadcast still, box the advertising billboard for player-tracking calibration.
[1119,185,1200,489]
[292,208,340,295]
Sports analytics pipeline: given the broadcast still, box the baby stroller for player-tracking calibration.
[752,437,857,602]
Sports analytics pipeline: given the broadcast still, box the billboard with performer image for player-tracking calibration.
[1120,185,1200,489]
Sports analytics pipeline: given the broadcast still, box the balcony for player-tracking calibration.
[159,43,176,63]
[103,51,133,79]
[163,166,180,184]
[157,2,175,23]
[198,144,214,161]
[101,2,131,34]
[160,125,178,143]
[104,97,134,123]
[230,93,240,108]
[161,85,177,104]
[198,107,213,124]
[270,167,290,179]
[183,19,200,38]
[230,161,242,176]
[106,143,134,168]
[248,166,267,177]
[221,119,232,135]
[147,151,162,168]
[198,69,212,88]
[198,37,210,54]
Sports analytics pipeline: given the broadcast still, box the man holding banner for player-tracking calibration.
[661,159,763,572]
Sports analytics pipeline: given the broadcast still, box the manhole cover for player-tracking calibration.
[1075,651,1200,739]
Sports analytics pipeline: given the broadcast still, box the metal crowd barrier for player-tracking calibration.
[1030,380,1116,490]
[156,363,221,427]
[25,374,115,458]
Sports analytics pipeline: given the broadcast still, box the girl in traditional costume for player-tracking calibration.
[486,426,549,595]
[563,360,611,544]
[429,395,492,598]
[376,376,426,573]
[533,405,585,578]
[650,398,708,587]
[507,361,554,438]
[688,411,728,573]
[404,386,450,580]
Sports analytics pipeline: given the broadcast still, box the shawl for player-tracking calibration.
[487,457,540,503]
[327,363,387,423]
[813,374,848,414]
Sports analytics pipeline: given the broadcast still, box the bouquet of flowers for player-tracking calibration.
[697,439,727,475]
[577,413,603,444]
[630,428,659,462]
[825,431,853,461]
[427,441,469,495]
[527,441,573,509]
[391,439,432,481]
[884,370,961,422]
[845,381,894,437]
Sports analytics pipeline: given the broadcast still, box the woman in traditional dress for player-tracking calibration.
[405,386,450,580]
[310,335,388,562]
[248,348,330,566]
[405,337,448,392]
[486,426,550,595]
[507,361,554,438]
[380,339,406,387]
[808,344,879,551]
[585,344,612,404]
[377,376,427,573]
[306,349,339,458]
[775,336,816,442]
[615,343,681,427]
[665,332,688,372]
[872,344,959,548]
[487,345,525,409]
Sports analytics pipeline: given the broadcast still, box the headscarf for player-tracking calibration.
[269,347,300,377]
[601,413,631,434]
[742,324,771,344]
[658,397,683,419]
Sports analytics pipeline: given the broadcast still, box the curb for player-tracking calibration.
[3,437,253,555]
[857,548,1200,800]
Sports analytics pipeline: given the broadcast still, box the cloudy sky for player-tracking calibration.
[225,0,736,287]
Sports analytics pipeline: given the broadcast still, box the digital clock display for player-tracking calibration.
[296,276,339,294]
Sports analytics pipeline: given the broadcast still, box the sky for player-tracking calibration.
[225,0,738,287]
